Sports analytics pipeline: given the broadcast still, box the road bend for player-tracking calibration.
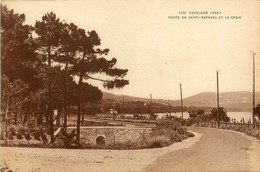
[145,127,260,172]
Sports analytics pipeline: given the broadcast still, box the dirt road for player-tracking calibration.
[1,127,260,172]
[0,131,201,172]
[146,127,260,172]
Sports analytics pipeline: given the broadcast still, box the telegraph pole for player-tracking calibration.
[217,71,220,128]
[180,83,184,120]
[170,101,172,116]
[251,51,256,126]
[150,94,152,116]
[122,96,124,114]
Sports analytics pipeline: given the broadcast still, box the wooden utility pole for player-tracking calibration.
[122,96,124,114]
[217,71,220,128]
[169,101,172,116]
[180,83,184,120]
[150,94,152,117]
[251,51,256,126]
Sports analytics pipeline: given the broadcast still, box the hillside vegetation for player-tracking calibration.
[102,91,260,111]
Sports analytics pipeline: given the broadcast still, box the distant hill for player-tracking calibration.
[102,91,260,111]
[102,92,148,102]
[173,91,260,111]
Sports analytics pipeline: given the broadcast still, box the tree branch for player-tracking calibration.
[85,75,109,82]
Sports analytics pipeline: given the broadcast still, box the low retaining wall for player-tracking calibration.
[67,126,153,146]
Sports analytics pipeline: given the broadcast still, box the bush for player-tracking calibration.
[151,140,162,148]
[17,126,29,135]
[149,119,194,147]
[187,132,195,137]
[8,127,16,137]
[170,132,181,142]
[24,133,32,140]
[16,133,23,139]
[156,119,181,129]
[177,128,185,134]
[8,133,13,140]
[0,131,4,140]
[32,132,41,140]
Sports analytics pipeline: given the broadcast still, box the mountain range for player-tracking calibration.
[102,91,260,111]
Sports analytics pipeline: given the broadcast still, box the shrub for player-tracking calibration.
[177,128,185,134]
[16,133,23,139]
[178,134,188,140]
[170,133,181,142]
[24,133,32,140]
[211,107,230,122]
[32,132,41,140]
[187,132,195,137]
[0,131,4,140]
[17,126,29,135]
[8,133,13,140]
[151,140,162,148]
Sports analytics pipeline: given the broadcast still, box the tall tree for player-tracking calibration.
[72,29,129,142]
[1,5,46,132]
[211,107,230,122]
[56,23,78,128]
[1,5,40,90]
[253,104,260,119]
[80,83,103,125]
[35,12,63,142]
[1,74,29,139]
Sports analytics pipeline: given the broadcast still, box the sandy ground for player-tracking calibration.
[146,127,260,172]
[1,131,201,172]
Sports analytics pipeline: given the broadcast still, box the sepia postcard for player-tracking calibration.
[1,0,260,172]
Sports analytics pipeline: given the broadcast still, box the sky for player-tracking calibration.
[2,0,260,99]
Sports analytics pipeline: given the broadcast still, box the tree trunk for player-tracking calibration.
[76,74,83,142]
[5,97,10,142]
[68,107,70,119]
[81,103,86,126]
[48,46,54,142]
[45,110,49,126]
[76,53,87,142]
[57,108,61,127]
[14,112,17,126]
[27,101,32,127]
[23,114,28,125]
[37,113,42,126]
[63,62,68,129]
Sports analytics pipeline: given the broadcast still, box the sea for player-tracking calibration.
[156,111,254,122]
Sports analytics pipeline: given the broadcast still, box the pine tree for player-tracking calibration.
[72,29,129,142]
[1,5,39,89]
[35,12,63,142]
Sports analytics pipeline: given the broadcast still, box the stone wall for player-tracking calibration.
[67,126,153,146]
